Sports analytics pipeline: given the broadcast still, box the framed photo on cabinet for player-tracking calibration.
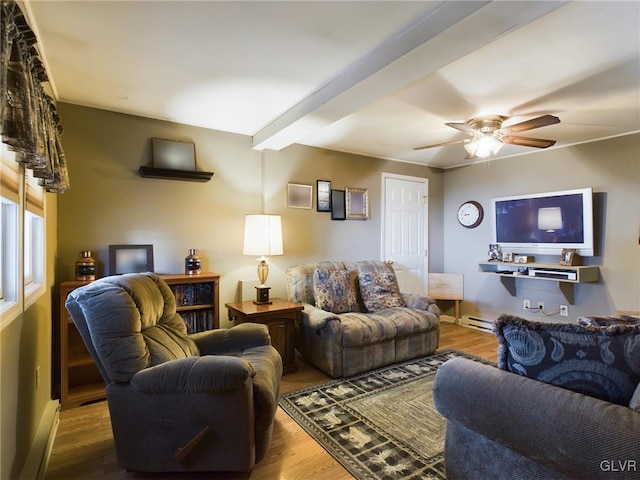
[109,244,154,275]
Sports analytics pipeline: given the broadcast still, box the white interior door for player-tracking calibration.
[381,173,428,294]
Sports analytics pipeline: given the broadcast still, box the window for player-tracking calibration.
[0,196,19,324]
[24,210,43,287]
[24,168,45,305]
[0,143,46,325]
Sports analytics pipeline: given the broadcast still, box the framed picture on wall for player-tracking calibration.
[316,180,331,212]
[287,183,313,209]
[331,189,346,220]
[346,187,369,220]
[109,244,154,275]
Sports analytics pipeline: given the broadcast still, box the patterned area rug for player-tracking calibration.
[279,350,490,480]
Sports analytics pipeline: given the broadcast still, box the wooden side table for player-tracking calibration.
[225,298,302,374]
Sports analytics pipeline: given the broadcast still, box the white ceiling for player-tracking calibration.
[25,1,640,169]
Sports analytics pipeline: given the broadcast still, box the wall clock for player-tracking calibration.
[457,200,484,228]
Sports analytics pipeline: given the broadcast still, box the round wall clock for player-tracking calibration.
[457,200,484,228]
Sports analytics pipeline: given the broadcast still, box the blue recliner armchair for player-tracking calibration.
[65,272,283,473]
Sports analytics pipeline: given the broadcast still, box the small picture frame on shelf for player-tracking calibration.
[488,244,502,261]
[287,183,313,209]
[502,252,513,262]
[514,255,530,264]
[109,244,154,275]
[560,248,576,266]
[316,180,331,212]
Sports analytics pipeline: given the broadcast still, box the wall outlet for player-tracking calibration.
[537,301,544,312]
[523,299,531,310]
[560,305,569,317]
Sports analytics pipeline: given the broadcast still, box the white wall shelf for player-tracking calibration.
[478,262,599,304]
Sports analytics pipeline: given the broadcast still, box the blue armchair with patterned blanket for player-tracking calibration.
[285,260,440,378]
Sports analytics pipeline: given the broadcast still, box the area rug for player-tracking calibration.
[279,350,492,480]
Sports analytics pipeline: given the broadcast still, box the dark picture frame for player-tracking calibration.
[331,189,346,220]
[316,180,331,212]
[109,244,154,275]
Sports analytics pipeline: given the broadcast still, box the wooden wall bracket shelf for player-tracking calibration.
[138,166,214,182]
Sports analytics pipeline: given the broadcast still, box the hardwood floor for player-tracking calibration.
[45,323,497,480]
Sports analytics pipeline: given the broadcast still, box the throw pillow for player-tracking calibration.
[494,314,640,406]
[358,272,406,312]
[313,268,358,314]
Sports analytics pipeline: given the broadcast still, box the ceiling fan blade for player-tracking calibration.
[413,138,468,151]
[445,122,478,136]
[500,115,560,134]
[502,136,556,148]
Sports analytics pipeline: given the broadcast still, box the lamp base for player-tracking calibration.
[253,286,272,305]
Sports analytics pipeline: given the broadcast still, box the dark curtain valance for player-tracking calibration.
[1,0,69,193]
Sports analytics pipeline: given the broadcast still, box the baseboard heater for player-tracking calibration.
[461,315,494,333]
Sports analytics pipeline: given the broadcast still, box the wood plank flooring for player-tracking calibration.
[45,323,497,480]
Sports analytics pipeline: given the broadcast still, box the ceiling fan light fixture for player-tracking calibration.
[464,134,503,158]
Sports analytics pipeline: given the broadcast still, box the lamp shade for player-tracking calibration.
[243,214,283,256]
[537,207,563,232]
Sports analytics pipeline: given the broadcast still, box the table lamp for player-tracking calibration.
[243,214,283,304]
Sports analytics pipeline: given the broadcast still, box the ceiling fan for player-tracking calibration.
[413,114,560,159]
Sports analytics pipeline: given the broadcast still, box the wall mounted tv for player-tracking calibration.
[491,187,594,257]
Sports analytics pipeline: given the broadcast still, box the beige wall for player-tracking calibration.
[1,192,57,479]
[55,103,444,327]
[443,133,640,321]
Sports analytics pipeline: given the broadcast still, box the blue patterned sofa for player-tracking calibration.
[285,261,440,378]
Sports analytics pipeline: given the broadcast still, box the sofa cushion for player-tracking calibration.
[313,268,358,314]
[339,311,397,347]
[494,314,640,406]
[358,272,406,312]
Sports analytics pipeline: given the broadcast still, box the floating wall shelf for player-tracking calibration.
[138,166,214,183]
[478,262,599,304]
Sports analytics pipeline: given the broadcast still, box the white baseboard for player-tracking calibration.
[20,400,60,480]
[461,315,494,333]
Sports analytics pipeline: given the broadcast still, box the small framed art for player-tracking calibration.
[331,189,346,220]
[502,252,513,262]
[316,180,331,212]
[560,248,576,266]
[346,187,369,220]
[287,183,313,209]
[488,244,502,261]
[109,244,154,275]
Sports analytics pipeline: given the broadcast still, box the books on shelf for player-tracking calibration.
[171,283,214,306]
[181,310,214,333]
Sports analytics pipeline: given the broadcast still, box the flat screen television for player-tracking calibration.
[491,187,594,257]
